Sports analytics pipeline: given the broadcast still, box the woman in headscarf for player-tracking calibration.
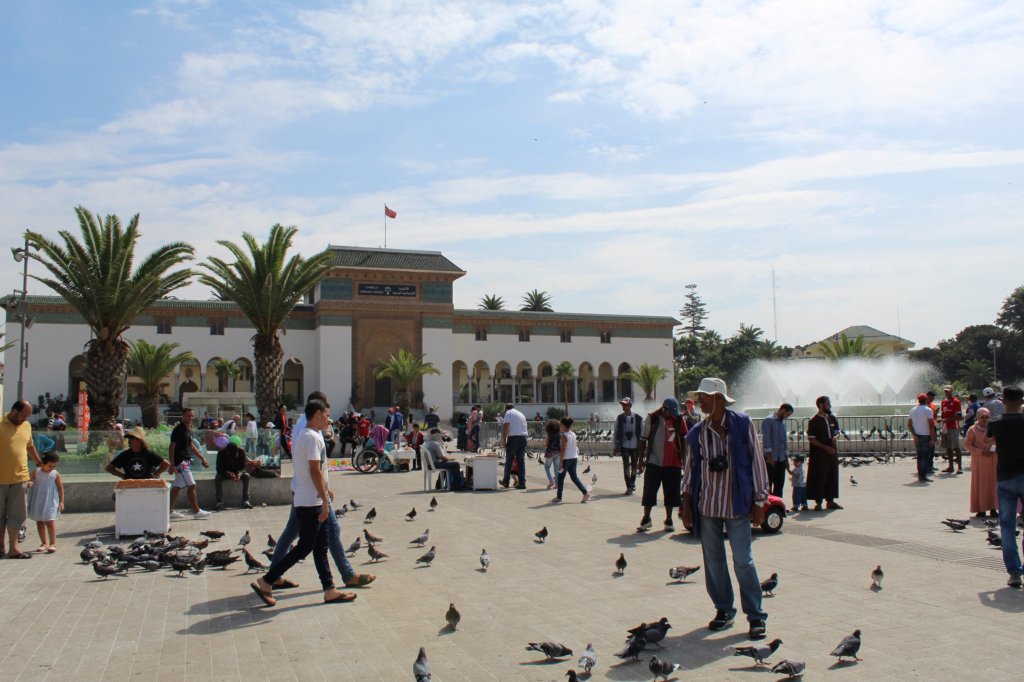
[964,407,998,518]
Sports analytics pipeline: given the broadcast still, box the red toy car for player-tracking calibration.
[682,494,787,534]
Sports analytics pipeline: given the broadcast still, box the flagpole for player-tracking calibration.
[384,204,387,248]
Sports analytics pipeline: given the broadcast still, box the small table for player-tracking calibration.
[114,485,170,538]
[392,447,416,471]
[464,455,498,490]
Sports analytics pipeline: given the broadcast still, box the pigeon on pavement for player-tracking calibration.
[413,647,431,681]
[266,534,276,548]
[631,618,671,648]
[871,565,884,589]
[368,544,389,562]
[335,504,348,516]
[947,518,970,525]
[669,565,701,582]
[577,643,596,674]
[87,535,103,549]
[761,572,779,596]
[243,549,266,573]
[410,530,429,547]
[614,627,646,661]
[349,499,361,510]
[526,642,573,660]
[238,530,251,547]
[364,529,383,544]
[346,538,362,555]
[92,562,127,580]
[416,546,436,566]
[830,629,862,662]
[445,603,460,630]
[406,508,417,521]
[771,659,806,678]
[734,638,783,666]
[649,655,681,681]
[565,671,579,682]
[583,465,591,474]
[364,507,377,524]
[200,530,225,541]
[480,548,490,572]
[615,553,627,574]
[941,520,967,532]
[535,526,548,543]
[429,496,438,511]
[850,476,858,486]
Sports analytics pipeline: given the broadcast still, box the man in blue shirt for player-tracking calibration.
[761,403,792,498]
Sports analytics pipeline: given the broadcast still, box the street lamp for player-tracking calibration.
[989,339,1001,385]
[9,237,39,402]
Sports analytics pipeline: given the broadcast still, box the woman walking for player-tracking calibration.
[542,419,561,490]
[552,417,589,504]
[965,407,998,518]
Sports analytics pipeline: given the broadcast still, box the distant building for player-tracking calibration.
[794,325,915,359]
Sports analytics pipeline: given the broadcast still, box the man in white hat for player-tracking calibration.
[983,387,1005,420]
[681,378,770,640]
[613,397,643,494]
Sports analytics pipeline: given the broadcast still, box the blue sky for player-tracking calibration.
[2,0,1023,351]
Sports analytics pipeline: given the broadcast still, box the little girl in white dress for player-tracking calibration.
[27,452,64,553]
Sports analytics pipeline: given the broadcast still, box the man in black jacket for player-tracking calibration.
[614,397,643,494]
[215,442,254,510]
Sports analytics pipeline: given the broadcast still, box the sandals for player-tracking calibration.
[324,591,357,603]
[7,552,32,559]
[344,573,376,588]
[272,578,299,590]
[250,582,276,607]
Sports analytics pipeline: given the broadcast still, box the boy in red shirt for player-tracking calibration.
[940,385,963,474]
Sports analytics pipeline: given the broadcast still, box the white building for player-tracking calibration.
[7,246,677,419]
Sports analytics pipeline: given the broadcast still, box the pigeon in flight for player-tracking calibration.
[416,546,436,566]
[429,496,438,511]
[770,659,805,678]
[535,526,548,543]
[526,642,573,660]
[669,565,701,582]
[577,643,596,674]
[615,553,627,575]
[410,530,429,547]
[413,647,431,681]
[871,565,884,589]
[406,508,417,521]
[364,507,377,524]
[480,548,490,572]
[368,544,389,563]
[649,655,681,680]
[346,537,362,556]
[445,603,460,630]
[734,638,783,666]
[238,530,251,547]
[761,572,779,596]
[830,629,862,662]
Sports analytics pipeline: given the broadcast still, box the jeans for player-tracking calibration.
[272,504,356,583]
[765,459,787,498]
[913,435,931,479]
[245,437,256,453]
[502,435,528,488]
[264,506,334,591]
[699,515,766,623]
[997,475,1024,577]
[620,448,639,490]
[543,455,558,483]
[792,486,807,508]
[214,472,250,504]
[557,458,588,498]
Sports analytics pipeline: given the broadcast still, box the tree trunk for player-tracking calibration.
[254,332,284,424]
[138,389,160,428]
[85,338,129,431]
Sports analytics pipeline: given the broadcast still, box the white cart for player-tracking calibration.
[465,455,498,490]
[114,485,170,538]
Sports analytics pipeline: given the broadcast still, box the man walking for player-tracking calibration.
[806,396,842,510]
[908,393,936,483]
[984,386,1024,588]
[983,387,1005,420]
[940,385,963,474]
[168,408,212,520]
[761,403,793,498]
[0,400,43,559]
[613,397,643,494]
[636,397,687,532]
[681,378,770,640]
[500,403,528,490]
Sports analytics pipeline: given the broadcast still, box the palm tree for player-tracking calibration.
[0,331,13,353]
[211,357,241,392]
[737,324,765,343]
[478,294,506,310]
[129,340,193,427]
[199,224,333,423]
[758,339,787,359]
[520,289,553,312]
[816,333,881,360]
[623,363,669,401]
[957,359,992,389]
[554,361,575,415]
[374,349,441,410]
[26,207,194,430]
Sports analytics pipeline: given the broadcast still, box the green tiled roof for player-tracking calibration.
[455,309,679,326]
[329,246,465,273]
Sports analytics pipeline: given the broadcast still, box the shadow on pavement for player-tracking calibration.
[977,588,1024,612]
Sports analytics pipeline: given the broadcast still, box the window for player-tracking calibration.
[209,319,225,336]
[518,329,530,342]
[560,330,572,343]
[156,319,172,335]
[600,331,612,344]
[475,328,487,341]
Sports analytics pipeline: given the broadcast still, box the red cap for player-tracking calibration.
[917,393,928,403]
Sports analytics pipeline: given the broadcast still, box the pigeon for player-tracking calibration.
[985,519,998,530]
[734,638,783,666]
[526,642,573,659]
[761,572,779,596]
[566,671,579,682]
[480,548,490,572]
[614,626,646,661]
[267,534,277,548]
[335,505,348,517]
[364,507,377,524]
[86,535,103,550]
[577,643,596,674]
[615,553,627,575]
[364,529,383,544]
[243,549,266,573]
[349,499,361,510]
[80,547,105,563]
[413,647,431,681]
[190,538,209,550]
[347,538,362,555]
[649,655,681,680]
[583,465,591,474]
[771,659,806,678]
[871,565,884,589]
[263,548,275,560]
[200,530,225,541]
[429,496,438,511]
[410,530,430,547]
[830,629,862,662]
[535,526,548,543]
[630,618,671,648]
[850,476,858,486]
[406,508,417,521]
[941,520,967,532]
[368,544,389,562]
[92,562,127,580]
[987,534,1002,547]
[947,518,971,525]
[169,557,194,577]
[141,560,162,572]
[416,546,436,566]
[190,557,207,576]
[669,565,701,582]
[591,473,598,486]
[238,530,251,547]
[445,602,460,630]
[206,552,240,569]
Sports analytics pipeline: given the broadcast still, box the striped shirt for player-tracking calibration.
[681,411,770,519]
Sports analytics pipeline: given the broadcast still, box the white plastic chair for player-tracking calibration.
[422,442,449,492]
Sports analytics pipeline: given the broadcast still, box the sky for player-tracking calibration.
[2,0,1023,352]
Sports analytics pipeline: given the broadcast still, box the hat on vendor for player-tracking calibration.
[125,426,148,444]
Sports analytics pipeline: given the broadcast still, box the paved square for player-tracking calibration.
[1,455,1020,681]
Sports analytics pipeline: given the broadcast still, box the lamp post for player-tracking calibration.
[989,339,1001,385]
[11,237,39,402]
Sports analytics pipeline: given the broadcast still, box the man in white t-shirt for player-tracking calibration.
[500,403,529,490]
[908,393,937,483]
[251,399,356,607]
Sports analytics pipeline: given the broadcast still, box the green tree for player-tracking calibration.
[520,289,553,312]
[211,357,241,392]
[374,349,441,411]
[554,361,575,415]
[817,333,881,360]
[996,285,1024,333]
[931,324,1020,385]
[677,283,708,336]
[957,358,993,389]
[478,294,506,310]
[199,224,333,423]
[0,331,13,353]
[737,323,765,343]
[129,340,194,427]
[623,363,669,401]
[26,207,194,430]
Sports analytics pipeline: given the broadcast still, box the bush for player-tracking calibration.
[546,406,565,420]
[482,402,504,421]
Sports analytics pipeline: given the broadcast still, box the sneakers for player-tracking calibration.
[708,609,736,631]
[637,518,653,532]
[193,509,212,520]
[169,511,186,520]
[1008,575,1022,588]
[748,619,767,639]
[214,502,226,511]
[664,520,675,533]
[242,500,253,510]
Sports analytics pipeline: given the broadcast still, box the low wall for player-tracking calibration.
[64,475,294,513]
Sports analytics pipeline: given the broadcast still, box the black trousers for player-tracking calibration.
[215,472,250,503]
[620,448,639,489]
[264,506,333,591]
[765,460,787,498]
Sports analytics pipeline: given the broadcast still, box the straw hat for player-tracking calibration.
[125,426,148,444]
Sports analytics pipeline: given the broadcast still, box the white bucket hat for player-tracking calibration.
[687,377,736,406]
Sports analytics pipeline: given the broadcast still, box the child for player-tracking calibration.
[542,419,561,490]
[553,417,590,504]
[27,452,64,553]
[790,454,808,512]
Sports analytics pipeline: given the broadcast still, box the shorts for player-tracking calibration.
[941,428,960,450]
[641,463,682,508]
[0,482,28,530]
[173,462,196,488]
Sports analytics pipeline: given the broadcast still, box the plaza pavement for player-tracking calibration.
[0,453,1020,682]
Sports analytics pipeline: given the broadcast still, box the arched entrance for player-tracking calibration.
[178,359,201,403]
[617,362,634,401]
[578,362,595,403]
[282,359,304,405]
[598,362,614,401]
[234,358,253,393]
[68,354,87,399]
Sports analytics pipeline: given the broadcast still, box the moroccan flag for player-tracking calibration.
[384,206,397,219]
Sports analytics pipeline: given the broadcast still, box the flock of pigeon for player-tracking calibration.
[940,515,1019,550]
